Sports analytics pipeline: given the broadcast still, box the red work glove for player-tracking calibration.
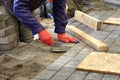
[48,0,53,3]
[38,30,54,46]
[57,33,80,43]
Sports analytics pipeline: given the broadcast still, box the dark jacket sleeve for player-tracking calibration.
[13,0,44,35]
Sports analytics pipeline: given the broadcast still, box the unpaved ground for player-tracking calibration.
[0,18,73,80]
[0,40,65,80]
[0,18,68,80]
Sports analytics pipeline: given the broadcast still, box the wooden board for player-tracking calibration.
[103,17,120,25]
[67,25,108,51]
[77,52,120,75]
[74,10,102,31]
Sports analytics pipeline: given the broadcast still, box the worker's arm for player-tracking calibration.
[13,0,44,35]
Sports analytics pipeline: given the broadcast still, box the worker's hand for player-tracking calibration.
[57,33,80,43]
[38,30,54,46]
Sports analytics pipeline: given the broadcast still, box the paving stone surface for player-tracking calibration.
[33,9,120,80]
[0,40,18,51]
[0,26,18,38]
[0,33,18,44]
[104,0,120,7]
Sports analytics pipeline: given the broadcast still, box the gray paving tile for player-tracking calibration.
[72,21,82,26]
[35,70,57,80]
[65,60,81,68]
[70,42,87,51]
[72,53,89,61]
[104,37,116,43]
[46,62,65,71]
[102,74,119,80]
[55,67,75,77]
[114,26,120,31]
[107,34,119,39]
[104,25,116,32]
[68,18,77,25]
[84,72,104,80]
[99,10,115,20]
[67,71,88,80]
[95,35,107,41]
[89,31,100,37]
[54,55,73,64]
[50,76,67,80]
[108,45,120,53]
[64,50,80,57]
[102,42,113,47]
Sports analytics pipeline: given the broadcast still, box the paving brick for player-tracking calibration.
[76,24,87,31]
[72,21,81,26]
[107,34,119,39]
[46,62,65,71]
[84,72,104,80]
[0,51,8,55]
[72,53,89,61]
[104,25,116,32]
[79,47,95,55]
[1,6,14,19]
[89,31,100,37]
[67,18,77,25]
[83,27,94,34]
[0,6,18,27]
[110,9,120,17]
[95,35,107,41]
[65,60,81,68]
[104,37,116,43]
[0,40,18,51]
[102,42,113,47]
[5,17,18,26]
[0,33,18,44]
[31,78,48,80]
[55,67,75,77]
[70,42,87,51]
[0,26,18,38]
[34,70,57,80]
[54,55,73,64]
[72,46,95,62]
[68,71,88,80]
[64,50,80,57]
[102,74,119,80]
[108,45,120,53]
[114,37,120,46]
[110,30,120,35]
[99,10,115,20]
[0,11,4,21]
[50,76,67,80]
[115,36,120,41]
[0,20,6,29]
[114,26,120,31]
[98,31,110,36]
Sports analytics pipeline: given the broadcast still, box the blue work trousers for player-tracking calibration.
[4,0,68,35]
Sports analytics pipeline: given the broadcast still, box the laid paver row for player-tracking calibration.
[33,9,120,80]
[33,10,101,80]
[67,10,120,80]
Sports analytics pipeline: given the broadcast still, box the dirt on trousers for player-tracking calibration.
[0,40,64,80]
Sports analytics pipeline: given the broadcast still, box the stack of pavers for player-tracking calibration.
[0,6,19,55]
